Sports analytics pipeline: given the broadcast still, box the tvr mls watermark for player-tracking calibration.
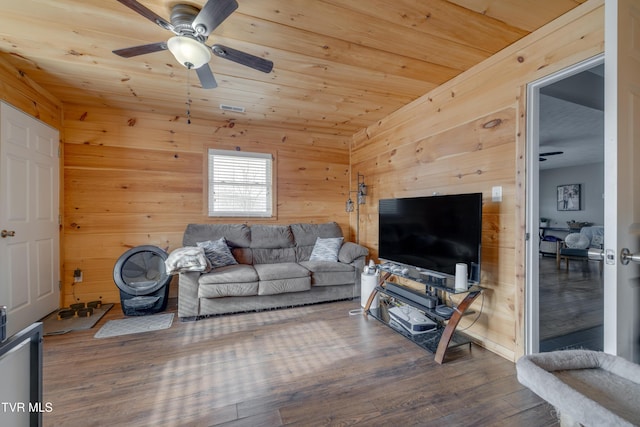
[1,401,53,413]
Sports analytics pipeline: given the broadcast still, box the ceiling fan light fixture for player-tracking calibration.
[167,35,211,69]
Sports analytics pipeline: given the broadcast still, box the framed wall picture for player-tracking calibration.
[557,184,581,211]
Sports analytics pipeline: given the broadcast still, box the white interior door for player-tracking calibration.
[0,102,60,337]
[603,0,640,363]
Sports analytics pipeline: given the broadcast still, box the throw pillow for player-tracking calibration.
[309,237,344,262]
[197,238,238,268]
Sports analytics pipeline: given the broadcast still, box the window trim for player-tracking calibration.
[206,148,276,218]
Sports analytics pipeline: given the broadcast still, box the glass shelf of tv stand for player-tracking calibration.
[376,263,479,295]
[368,304,472,355]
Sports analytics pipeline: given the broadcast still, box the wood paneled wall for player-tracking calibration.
[62,105,351,306]
[350,0,604,361]
[0,55,62,128]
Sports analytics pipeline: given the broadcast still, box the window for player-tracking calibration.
[207,149,273,217]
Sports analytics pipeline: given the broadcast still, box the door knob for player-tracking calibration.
[0,230,15,238]
[620,248,640,265]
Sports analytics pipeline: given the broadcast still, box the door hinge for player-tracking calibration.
[525,232,530,241]
[58,280,62,290]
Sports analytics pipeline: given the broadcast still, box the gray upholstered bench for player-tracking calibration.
[516,350,640,426]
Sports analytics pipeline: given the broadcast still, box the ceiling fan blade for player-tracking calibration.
[113,42,168,58]
[211,44,273,73]
[116,0,173,31]
[196,64,218,89]
[192,0,238,38]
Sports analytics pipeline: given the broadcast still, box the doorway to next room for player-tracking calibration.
[526,55,604,354]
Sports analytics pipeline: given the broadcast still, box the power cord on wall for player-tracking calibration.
[70,281,84,304]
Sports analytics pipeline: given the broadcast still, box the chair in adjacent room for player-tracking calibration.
[556,226,604,273]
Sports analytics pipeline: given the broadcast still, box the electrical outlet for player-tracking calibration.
[73,268,83,283]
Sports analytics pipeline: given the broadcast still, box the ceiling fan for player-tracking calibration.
[112,0,273,89]
[539,151,563,161]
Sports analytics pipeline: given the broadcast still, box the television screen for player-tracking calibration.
[378,193,482,283]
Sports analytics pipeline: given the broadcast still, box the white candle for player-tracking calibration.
[455,263,468,291]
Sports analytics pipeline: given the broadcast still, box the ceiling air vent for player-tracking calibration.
[219,104,245,113]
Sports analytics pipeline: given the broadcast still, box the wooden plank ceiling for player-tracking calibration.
[0,0,585,135]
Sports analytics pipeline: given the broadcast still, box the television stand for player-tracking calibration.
[363,265,482,364]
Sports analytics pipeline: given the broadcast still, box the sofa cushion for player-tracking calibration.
[199,281,259,298]
[309,237,344,261]
[290,222,343,246]
[338,242,369,264]
[252,247,296,264]
[299,260,355,286]
[292,222,344,262]
[253,262,310,281]
[254,262,311,296]
[250,225,294,249]
[258,277,311,295]
[197,238,238,268]
[183,224,251,248]
[295,246,313,262]
[198,264,258,284]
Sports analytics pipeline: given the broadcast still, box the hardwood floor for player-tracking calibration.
[538,255,604,350]
[42,299,558,426]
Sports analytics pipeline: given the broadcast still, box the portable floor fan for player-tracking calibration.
[112,0,273,89]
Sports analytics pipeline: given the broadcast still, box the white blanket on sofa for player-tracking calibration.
[165,247,211,275]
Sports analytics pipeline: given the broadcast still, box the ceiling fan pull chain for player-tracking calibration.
[186,64,192,124]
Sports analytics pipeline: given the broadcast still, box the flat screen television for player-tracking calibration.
[378,193,483,283]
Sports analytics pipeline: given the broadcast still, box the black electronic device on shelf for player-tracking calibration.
[378,192,482,284]
[384,282,438,309]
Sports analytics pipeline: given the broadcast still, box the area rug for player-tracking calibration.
[94,313,174,339]
[42,303,114,336]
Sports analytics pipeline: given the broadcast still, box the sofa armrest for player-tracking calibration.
[338,242,368,264]
[339,242,368,291]
[178,271,200,319]
[350,255,367,290]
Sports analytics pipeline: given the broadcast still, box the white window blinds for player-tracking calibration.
[208,149,273,217]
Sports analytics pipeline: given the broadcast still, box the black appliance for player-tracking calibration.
[378,193,483,283]
[113,245,171,316]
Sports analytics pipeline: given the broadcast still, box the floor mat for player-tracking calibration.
[42,303,114,336]
[94,313,174,339]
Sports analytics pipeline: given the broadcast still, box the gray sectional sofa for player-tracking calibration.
[177,222,369,320]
